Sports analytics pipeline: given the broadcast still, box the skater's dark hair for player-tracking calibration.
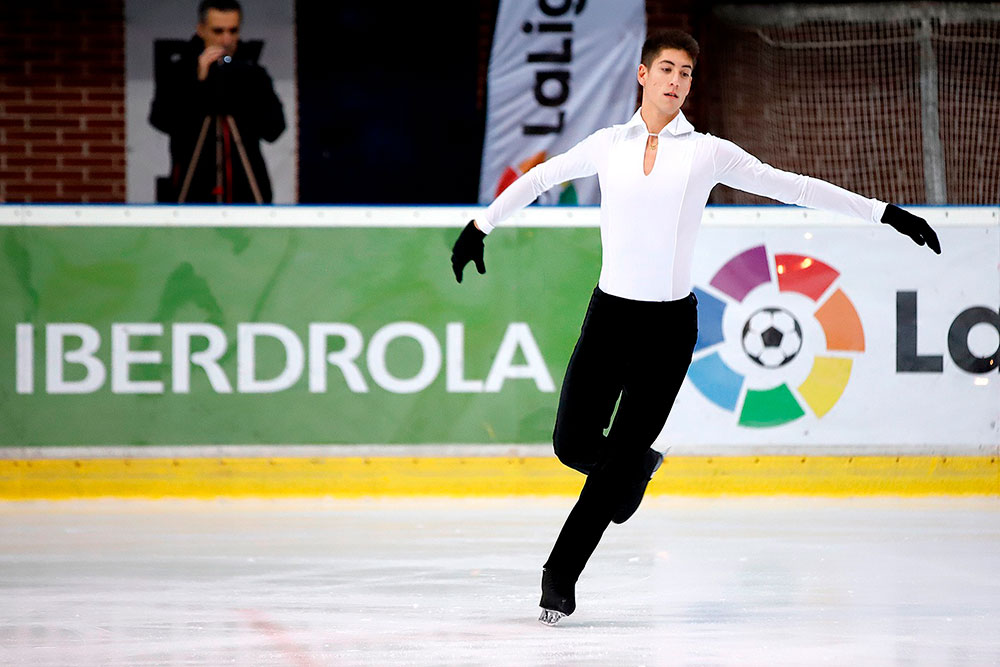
[641,30,699,69]
[198,0,242,22]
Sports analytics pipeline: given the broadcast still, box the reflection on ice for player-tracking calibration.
[1,497,998,665]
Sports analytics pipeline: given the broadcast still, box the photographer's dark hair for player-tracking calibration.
[641,30,699,68]
[198,0,242,23]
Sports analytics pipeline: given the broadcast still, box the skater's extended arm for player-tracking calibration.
[451,129,610,283]
[475,129,608,234]
[712,138,940,253]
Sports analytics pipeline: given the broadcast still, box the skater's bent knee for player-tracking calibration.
[552,428,595,475]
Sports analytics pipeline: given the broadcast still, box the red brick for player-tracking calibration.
[57,76,118,88]
[82,196,126,203]
[0,89,29,101]
[58,103,114,116]
[0,170,28,181]
[26,37,81,52]
[62,183,114,194]
[84,90,124,103]
[76,49,124,64]
[84,62,125,77]
[30,62,86,77]
[86,170,125,181]
[81,12,125,27]
[29,89,84,102]
[61,156,106,167]
[6,184,60,196]
[5,49,58,62]
[0,138,25,152]
[32,143,83,154]
[0,117,27,128]
[62,130,114,142]
[28,117,82,129]
[2,75,57,88]
[32,169,84,180]
[3,103,58,115]
[84,118,122,129]
[84,36,124,51]
[0,62,29,75]
[6,130,58,141]
[6,156,58,168]
[86,142,124,154]
[42,195,88,203]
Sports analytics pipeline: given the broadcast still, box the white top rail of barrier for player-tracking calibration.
[0,204,996,228]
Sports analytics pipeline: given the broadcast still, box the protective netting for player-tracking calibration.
[705,5,1000,205]
[938,18,1000,204]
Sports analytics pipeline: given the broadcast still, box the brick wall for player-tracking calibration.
[0,0,126,203]
[644,0,703,126]
[476,0,498,113]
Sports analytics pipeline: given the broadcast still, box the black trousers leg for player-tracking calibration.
[551,292,623,476]
[545,288,698,581]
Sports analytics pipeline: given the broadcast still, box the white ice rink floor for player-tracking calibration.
[1,496,998,666]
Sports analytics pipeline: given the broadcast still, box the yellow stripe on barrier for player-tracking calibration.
[0,456,997,499]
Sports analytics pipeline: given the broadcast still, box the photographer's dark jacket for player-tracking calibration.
[150,36,286,203]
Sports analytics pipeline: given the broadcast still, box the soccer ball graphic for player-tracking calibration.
[741,307,803,368]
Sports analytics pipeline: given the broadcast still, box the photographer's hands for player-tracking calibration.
[197,46,228,81]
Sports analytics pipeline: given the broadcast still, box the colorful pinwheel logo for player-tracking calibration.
[688,245,864,427]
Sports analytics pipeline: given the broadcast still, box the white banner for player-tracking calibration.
[655,209,1000,452]
[479,0,645,206]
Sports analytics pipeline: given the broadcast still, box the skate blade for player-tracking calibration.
[538,609,566,626]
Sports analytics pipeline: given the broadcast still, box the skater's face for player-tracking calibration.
[637,48,693,120]
[198,9,241,56]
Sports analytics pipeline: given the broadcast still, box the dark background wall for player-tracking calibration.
[294,1,699,204]
[296,2,488,204]
[1,1,996,205]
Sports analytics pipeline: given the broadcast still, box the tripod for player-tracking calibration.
[178,114,263,204]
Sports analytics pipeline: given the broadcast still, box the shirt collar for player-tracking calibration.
[624,108,694,138]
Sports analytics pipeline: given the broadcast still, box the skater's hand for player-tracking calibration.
[451,220,486,283]
[881,204,941,254]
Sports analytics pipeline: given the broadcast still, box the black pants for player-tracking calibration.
[544,286,699,580]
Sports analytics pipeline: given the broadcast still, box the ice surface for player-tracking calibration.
[1,496,998,666]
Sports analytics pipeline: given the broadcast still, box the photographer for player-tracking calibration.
[150,0,285,203]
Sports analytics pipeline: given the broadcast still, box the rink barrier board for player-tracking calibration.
[2,205,997,450]
[0,456,996,499]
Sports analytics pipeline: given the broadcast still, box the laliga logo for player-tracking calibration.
[688,245,864,427]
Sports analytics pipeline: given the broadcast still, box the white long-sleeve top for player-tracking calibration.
[479,109,887,302]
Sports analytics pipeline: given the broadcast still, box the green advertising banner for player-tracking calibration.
[2,221,602,446]
[4,205,997,451]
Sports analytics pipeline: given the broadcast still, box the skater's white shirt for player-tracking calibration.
[478,109,887,302]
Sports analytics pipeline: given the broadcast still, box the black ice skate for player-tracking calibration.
[611,449,664,524]
[538,568,576,626]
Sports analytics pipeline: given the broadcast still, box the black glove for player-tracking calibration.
[451,220,486,283]
[881,204,941,254]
